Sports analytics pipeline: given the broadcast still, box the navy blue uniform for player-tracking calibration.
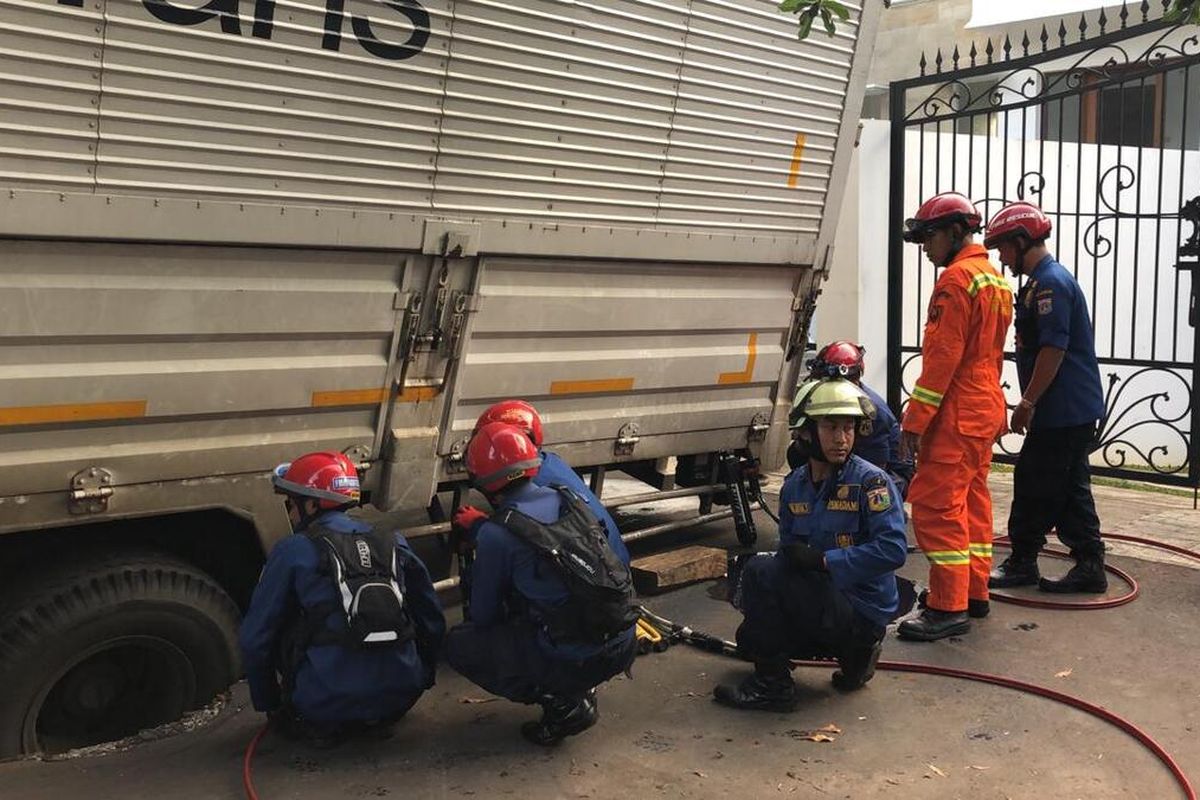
[736,456,906,663]
[239,511,446,724]
[446,482,636,703]
[536,450,630,565]
[856,383,913,497]
[1009,255,1105,559]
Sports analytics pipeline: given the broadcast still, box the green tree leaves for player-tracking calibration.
[779,0,850,40]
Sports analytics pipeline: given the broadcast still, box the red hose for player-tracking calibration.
[242,723,269,800]
[790,657,1196,800]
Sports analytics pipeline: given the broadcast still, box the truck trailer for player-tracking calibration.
[0,0,878,756]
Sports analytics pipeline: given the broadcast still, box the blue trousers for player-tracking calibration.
[445,620,635,703]
[735,554,884,664]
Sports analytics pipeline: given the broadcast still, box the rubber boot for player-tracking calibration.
[831,640,882,692]
[520,690,598,746]
[713,662,797,712]
[897,608,970,642]
[989,553,1041,588]
[1039,555,1107,594]
[918,589,989,619]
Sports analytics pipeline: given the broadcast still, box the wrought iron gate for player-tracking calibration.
[886,2,1200,493]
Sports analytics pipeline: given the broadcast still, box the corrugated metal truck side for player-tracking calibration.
[0,0,878,756]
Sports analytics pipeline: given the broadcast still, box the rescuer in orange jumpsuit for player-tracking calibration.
[896,193,1013,642]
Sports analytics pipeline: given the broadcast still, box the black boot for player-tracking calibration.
[713,663,796,712]
[1039,556,1107,594]
[831,640,882,692]
[521,691,598,746]
[989,554,1041,588]
[897,608,970,641]
[919,590,989,619]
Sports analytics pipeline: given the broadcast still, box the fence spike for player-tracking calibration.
[1040,24,1049,52]
[1003,34,1012,60]
[1140,0,1150,23]
[969,40,978,66]
[1021,31,1030,57]
[935,48,944,73]
[1098,6,1108,33]
[1058,20,1068,47]
[1119,1,1129,28]
[1078,12,1088,39]
[952,45,960,69]
[919,51,927,76]
[985,37,995,63]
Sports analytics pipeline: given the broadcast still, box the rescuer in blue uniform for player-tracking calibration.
[984,202,1108,593]
[446,422,638,746]
[716,379,908,711]
[471,399,629,565]
[801,341,913,497]
[239,452,446,747]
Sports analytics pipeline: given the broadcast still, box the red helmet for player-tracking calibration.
[474,399,544,447]
[984,201,1053,248]
[466,422,543,493]
[809,340,865,381]
[272,451,361,509]
[903,192,983,243]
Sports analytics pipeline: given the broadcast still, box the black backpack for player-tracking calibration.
[301,525,416,649]
[497,486,637,645]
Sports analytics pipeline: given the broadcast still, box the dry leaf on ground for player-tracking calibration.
[926,763,947,777]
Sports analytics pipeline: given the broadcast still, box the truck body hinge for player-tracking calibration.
[69,467,113,514]
[615,422,641,457]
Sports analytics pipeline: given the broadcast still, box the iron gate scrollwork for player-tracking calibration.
[887,1,1200,493]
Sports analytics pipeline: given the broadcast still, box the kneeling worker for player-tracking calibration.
[446,422,638,745]
[716,379,907,710]
[239,452,446,746]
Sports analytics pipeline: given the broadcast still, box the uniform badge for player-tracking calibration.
[1037,297,1053,315]
[858,418,873,436]
[788,502,811,515]
[867,485,892,512]
[835,532,854,549]
[826,484,860,512]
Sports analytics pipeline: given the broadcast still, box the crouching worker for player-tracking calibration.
[239,452,446,747]
[716,379,907,711]
[446,422,638,746]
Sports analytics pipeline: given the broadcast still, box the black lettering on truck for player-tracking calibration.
[322,0,429,60]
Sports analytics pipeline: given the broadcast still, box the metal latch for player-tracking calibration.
[444,291,475,358]
[446,437,470,474]
[748,412,770,442]
[69,467,113,515]
[341,443,372,472]
[615,422,640,457]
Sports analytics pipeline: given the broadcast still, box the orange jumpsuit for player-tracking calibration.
[902,243,1012,613]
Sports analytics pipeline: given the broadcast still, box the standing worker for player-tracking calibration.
[463,400,629,565]
[715,379,907,710]
[806,341,914,495]
[239,452,446,747]
[445,423,638,745]
[896,192,1013,642]
[984,202,1108,593]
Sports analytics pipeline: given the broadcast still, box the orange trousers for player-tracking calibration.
[907,429,995,612]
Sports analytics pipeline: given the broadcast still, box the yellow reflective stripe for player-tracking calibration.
[969,543,994,557]
[926,549,970,566]
[911,385,944,408]
[967,272,1013,298]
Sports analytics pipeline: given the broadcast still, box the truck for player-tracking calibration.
[0,0,879,757]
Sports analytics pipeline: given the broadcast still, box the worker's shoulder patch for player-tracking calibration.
[866,485,892,513]
[1037,297,1053,315]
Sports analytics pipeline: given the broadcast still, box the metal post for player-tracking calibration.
[887,82,908,413]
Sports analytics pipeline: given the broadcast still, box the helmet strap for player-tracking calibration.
[804,420,829,464]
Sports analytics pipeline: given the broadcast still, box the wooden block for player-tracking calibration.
[631,545,728,594]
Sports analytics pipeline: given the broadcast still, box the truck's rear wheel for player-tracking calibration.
[0,553,241,758]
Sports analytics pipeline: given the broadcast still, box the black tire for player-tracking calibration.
[0,552,241,758]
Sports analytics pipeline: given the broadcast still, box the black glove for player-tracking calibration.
[782,542,826,572]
